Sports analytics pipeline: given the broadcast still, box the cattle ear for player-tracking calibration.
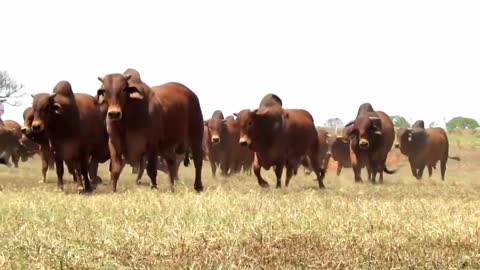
[203,120,208,127]
[96,89,105,104]
[345,120,354,127]
[233,113,238,117]
[127,86,144,100]
[52,103,63,114]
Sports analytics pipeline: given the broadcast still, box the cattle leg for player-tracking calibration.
[253,156,269,188]
[285,165,294,187]
[352,165,362,182]
[136,158,146,184]
[88,159,102,185]
[40,150,49,183]
[440,159,447,181]
[428,166,433,178]
[80,155,94,193]
[336,165,342,176]
[410,164,418,179]
[210,159,217,178]
[11,152,20,168]
[274,164,284,189]
[55,158,65,190]
[416,165,425,180]
[146,152,158,191]
[191,143,204,192]
[109,140,123,192]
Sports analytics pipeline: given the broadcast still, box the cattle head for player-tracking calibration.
[235,107,282,149]
[344,115,383,150]
[31,87,71,134]
[96,73,144,121]
[21,107,35,136]
[396,127,426,155]
[204,118,226,144]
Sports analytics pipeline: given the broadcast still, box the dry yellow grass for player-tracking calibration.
[0,146,478,269]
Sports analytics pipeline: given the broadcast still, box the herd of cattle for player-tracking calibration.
[0,68,461,193]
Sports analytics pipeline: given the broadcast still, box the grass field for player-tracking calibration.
[0,140,479,269]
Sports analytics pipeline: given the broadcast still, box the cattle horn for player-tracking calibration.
[345,120,354,127]
[123,74,132,81]
[30,94,34,99]
[375,130,383,135]
[49,93,57,98]
[407,128,413,131]
[368,116,380,120]
[97,76,104,82]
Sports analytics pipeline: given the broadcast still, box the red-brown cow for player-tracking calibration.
[235,94,325,189]
[96,68,204,192]
[326,135,351,176]
[225,115,254,175]
[204,110,229,176]
[395,121,460,180]
[344,103,396,183]
[21,106,55,182]
[301,128,331,176]
[0,124,23,167]
[30,82,109,192]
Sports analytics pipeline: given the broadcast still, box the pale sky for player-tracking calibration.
[1,0,479,128]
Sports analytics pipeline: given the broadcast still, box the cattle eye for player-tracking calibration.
[97,89,106,96]
[247,121,252,127]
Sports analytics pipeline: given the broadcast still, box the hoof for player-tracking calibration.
[79,187,93,194]
[259,181,269,188]
[151,185,158,190]
[194,185,204,192]
[55,186,64,192]
[318,182,325,189]
[135,179,142,185]
[38,180,46,184]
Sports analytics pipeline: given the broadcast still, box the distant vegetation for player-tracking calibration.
[390,115,410,128]
[446,117,479,132]
[0,70,25,106]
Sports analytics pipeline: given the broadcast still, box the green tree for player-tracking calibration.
[446,117,479,131]
[390,115,410,128]
[0,70,25,106]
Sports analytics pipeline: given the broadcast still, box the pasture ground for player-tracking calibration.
[0,138,479,269]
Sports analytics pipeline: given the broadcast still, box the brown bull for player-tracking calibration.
[301,128,331,176]
[0,120,27,167]
[96,68,204,192]
[204,110,229,176]
[225,115,254,175]
[344,103,396,183]
[235,93,325,189]
[326,135,351,176]
[0,124,23,167]
[30,82,109,192]
[395,121,460,180]
[22,106,56,183]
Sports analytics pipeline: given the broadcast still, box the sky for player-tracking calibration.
[1,0,479,129]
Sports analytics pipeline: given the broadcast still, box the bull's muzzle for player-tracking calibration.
[107,110,122,120]
[359,139,369,149]
[31,122,43,133]
[211,136,220,144]
[239,135,251,147]
[21,126,29,135]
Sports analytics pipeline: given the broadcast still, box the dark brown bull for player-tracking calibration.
[96,68,204,192]
[22,106,56,183]
[301,128,331,176]
[0,124,23,167]
[344,103,396,183]
[225,115,254,175]
[1,120,26,167]
[235,94,325,189]
[204,110,229,176]
[395,121,460,180]
[326,135,351,176]
[30,82,109,192]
